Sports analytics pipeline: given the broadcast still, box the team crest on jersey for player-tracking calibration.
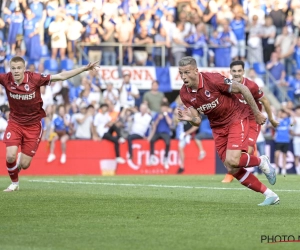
[6,132,11,139]
[41,73,48,78]
[205,90,211,98]
[24,84,30,91]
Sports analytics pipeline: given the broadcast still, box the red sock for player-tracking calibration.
[238,152,261,167]
[6,160,18,183]
[233,168,267,193]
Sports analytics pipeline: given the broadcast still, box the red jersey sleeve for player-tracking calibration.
[246,80,264,100]
[32,72,52,87]
[204,73,231,94]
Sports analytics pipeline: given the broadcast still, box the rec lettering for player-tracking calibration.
[197,98,219,112]
[10,92,36,100]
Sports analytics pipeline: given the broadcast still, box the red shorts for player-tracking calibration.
[212,118,249,162]
[3,120,43,157]
[248,119,261,147]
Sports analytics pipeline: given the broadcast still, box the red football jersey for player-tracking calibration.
[0,72,51,125]
[180,72,249,129]
[235,77,264,120]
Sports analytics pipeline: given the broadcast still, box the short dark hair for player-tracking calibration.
[87,104,94,109]
[179,56,197,67]
[294,105,300,110]
[161,101,169,107]
[230,60,244,69]
[100,103,108,109]
[10,56,25,66]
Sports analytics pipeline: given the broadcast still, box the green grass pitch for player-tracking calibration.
[0,175,300,250]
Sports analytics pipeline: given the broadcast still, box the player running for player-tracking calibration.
[0,56,99,192]
[221,60,279,183]
[177,57,278,206]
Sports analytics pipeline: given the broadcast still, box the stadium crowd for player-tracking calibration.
[1,0,300,173]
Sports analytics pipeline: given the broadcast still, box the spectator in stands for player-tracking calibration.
[133,26,153,66]
[86,69,101,92]
[294,37,300,70]
[41,84,54,110]
[102,82,120,112]
[230,5,247,61]
[47,105,71,164]
[247,68,265,89]
[174,109,198,174]
[153,27,169,66]
[77,78,101,108]
[143,80,166,114]
[247,0,265,25]
[93,103,125,164]
[72,103,94,139]
[0,49,8,73]
[101,16,117,66]
[86,23,102,64]
[269,0,288,35]
[127,103,152,161]
[7,7,24,55]
[288,69,300,104]
[0,108,9,140]
[291,105,300,175]
[66,15,85,61]
[291,0,300,30]
[0,18,5,48]
[195,115,212,160]
[247,15,263,65]
[275,26,296,77]
[266,52,287,101]
[30,0,44,22]
[115,11,134,65]
[24,8,41,62]
[66,0,79,20]
[172,21,188,66]
[119,72,140,109]
[262,16,276,63]
[214,19,237,67]
[274,109,292,175]
[48,13,67,60]
[148,102,173,169]
[28,64,36,72]
[187,22,208,67]
[45,1,59,43]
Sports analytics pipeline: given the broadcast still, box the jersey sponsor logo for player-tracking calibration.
[24,84,30,91]
[41,73,48,78]
[196,98,219,112]
[6,132,11,139]
[9,91,36,100]
[205,90,211,98]
[232,144,239,147]
[224,78,232,85]
[191,98,196,102]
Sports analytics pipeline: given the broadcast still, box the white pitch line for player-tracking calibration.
[28,180,300,192]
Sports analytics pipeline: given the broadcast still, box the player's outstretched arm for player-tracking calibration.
[259,96,279,128]
[51,61,100,82]
[231,81,266,125]
[177,107,202,127]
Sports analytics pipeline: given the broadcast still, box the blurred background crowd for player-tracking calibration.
[1,0,300,172]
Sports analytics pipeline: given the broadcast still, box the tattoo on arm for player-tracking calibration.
[238,84,260,115]
[189,116,201,127]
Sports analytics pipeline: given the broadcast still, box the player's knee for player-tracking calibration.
[6,154,17,163]
[19,160,31,169]
[224,156,239,168]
